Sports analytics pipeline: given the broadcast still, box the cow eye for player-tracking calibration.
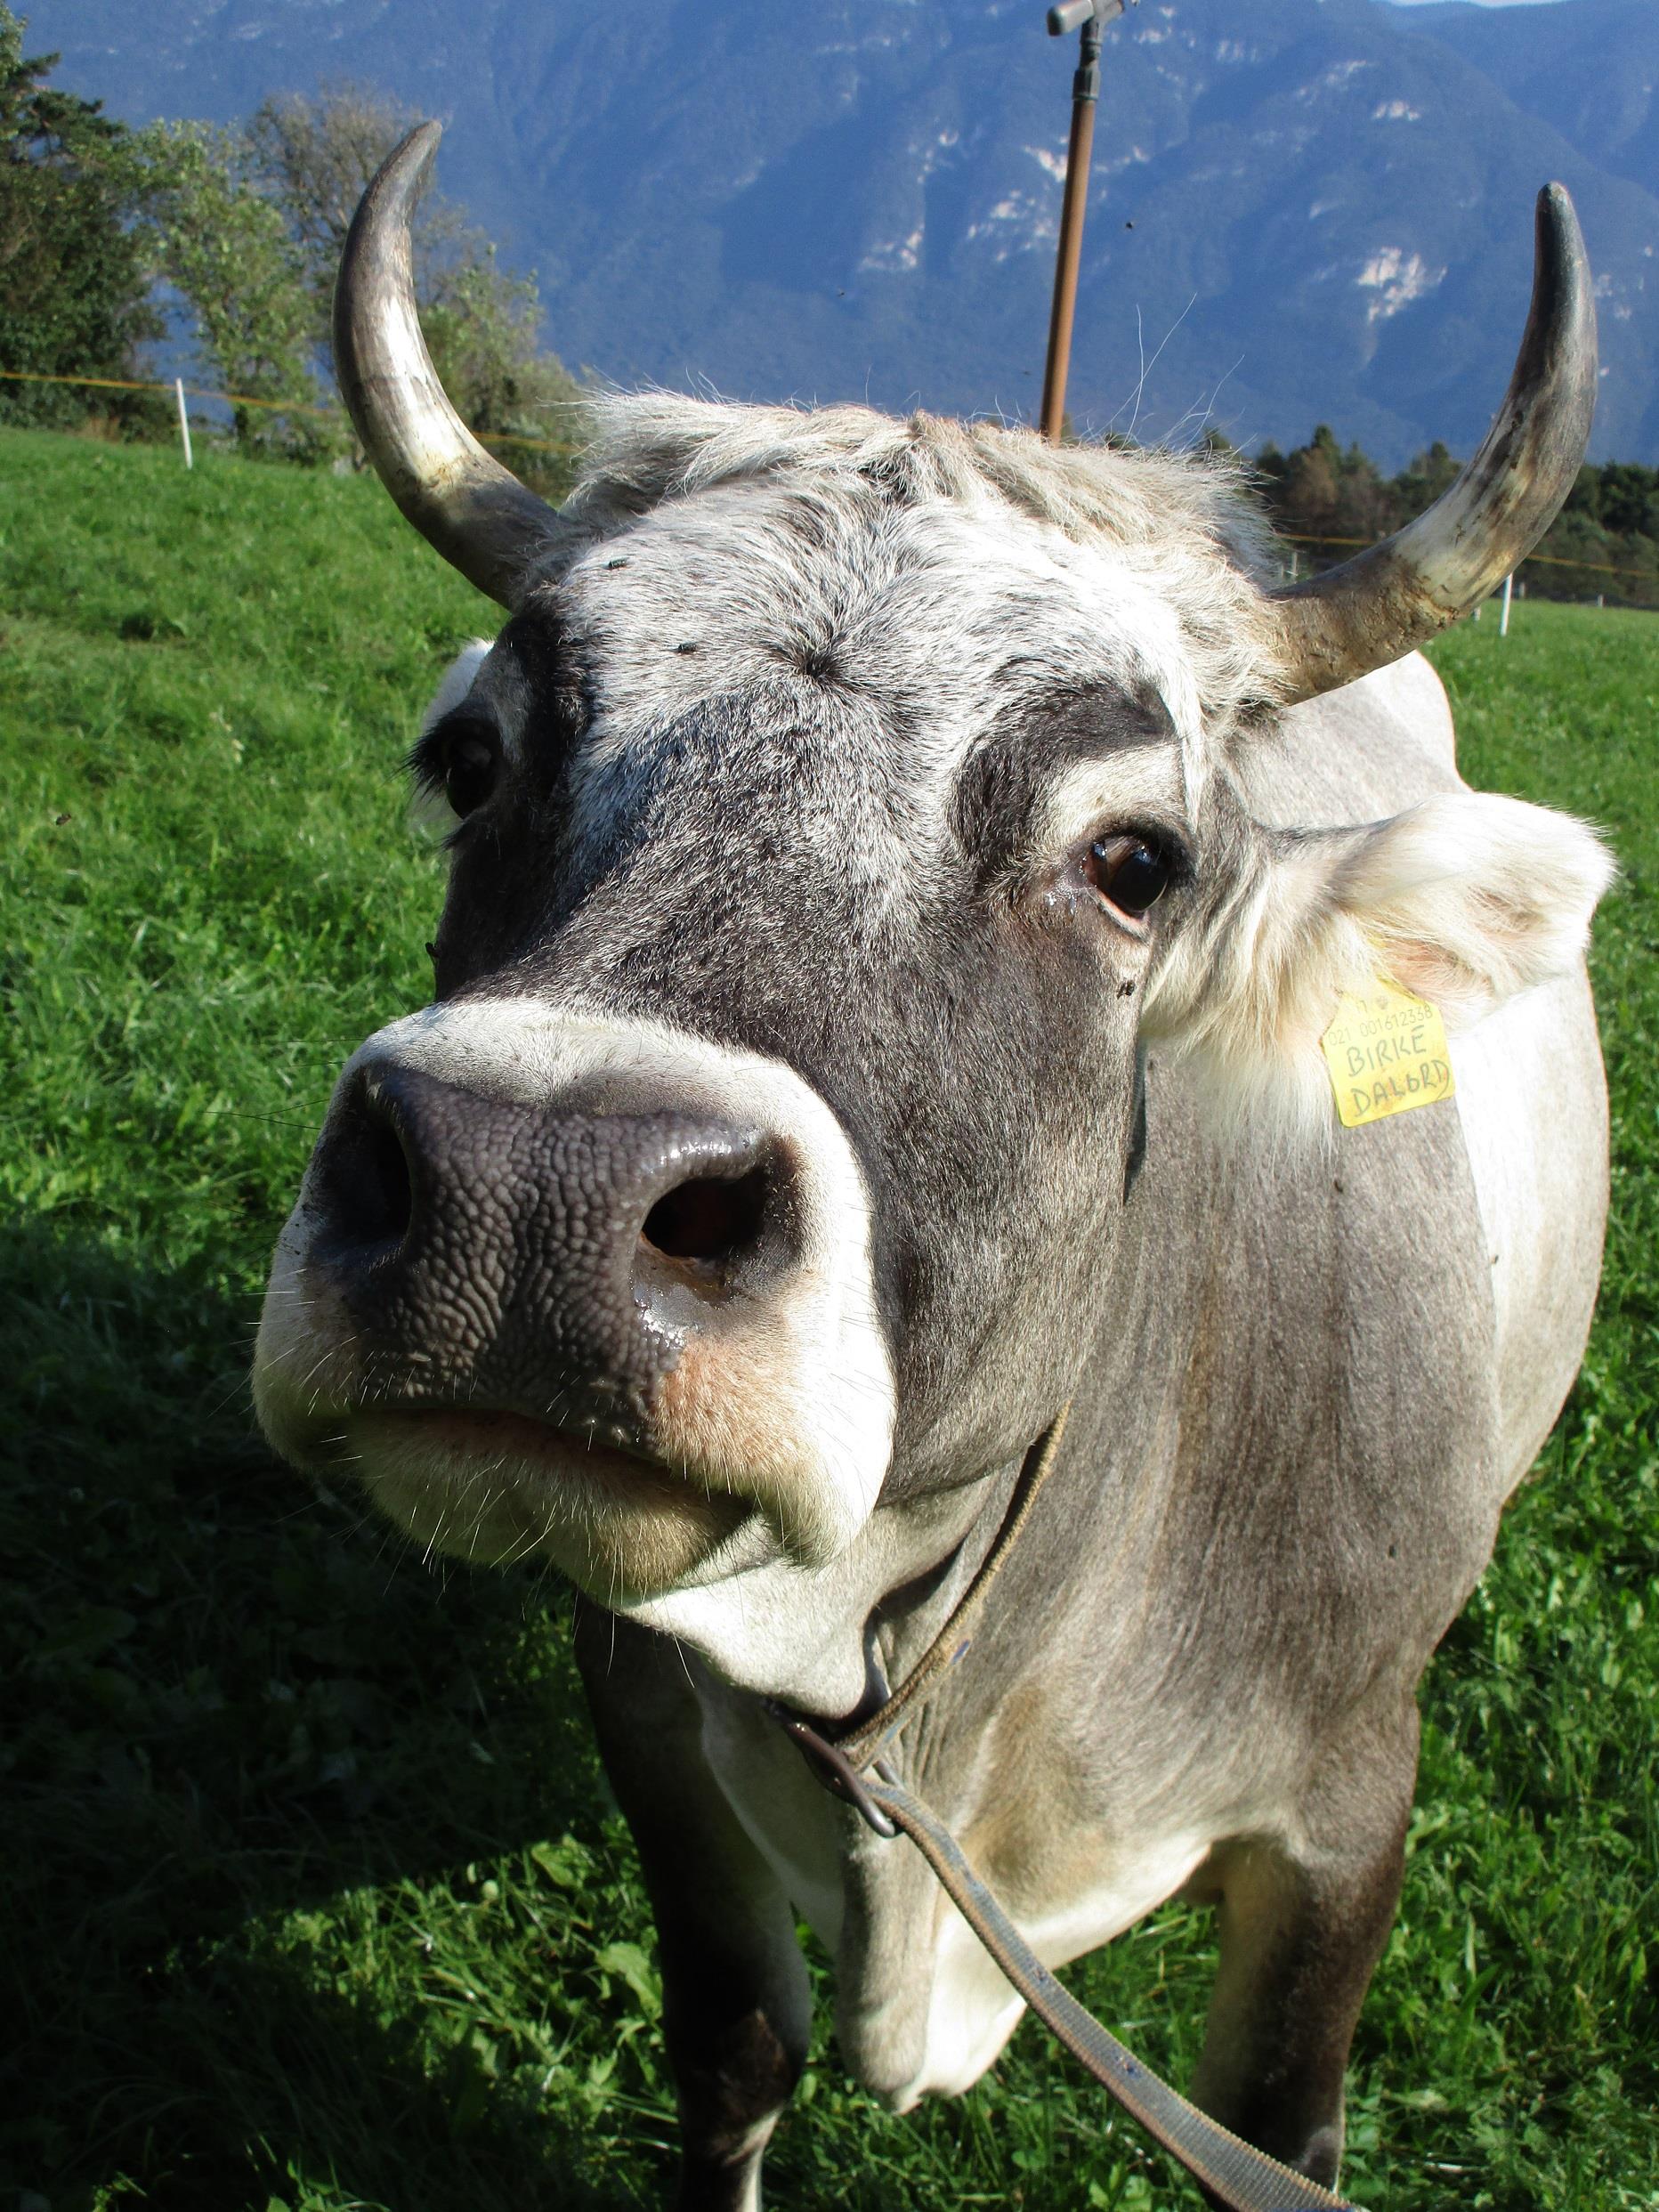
[442,728,499,816]
[1086,833,1172,918]
[409,712,502,819]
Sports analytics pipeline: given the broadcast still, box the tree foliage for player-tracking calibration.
[136,120,324,457]
[244,83,582,491]
[122,83,581,483]
[1256,428,1658,609]
[0,3,159,432]
[1,47,582,473]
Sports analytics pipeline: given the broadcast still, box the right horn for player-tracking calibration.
[334,121,574,607]
[1270,184,1598,706]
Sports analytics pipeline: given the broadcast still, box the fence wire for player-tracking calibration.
[4,366,1653,603]
[0,364,573,456]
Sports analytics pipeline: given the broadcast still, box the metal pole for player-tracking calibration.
[1500,571,1513,636]
[174,377,193,470]
[1040,1,1123,444]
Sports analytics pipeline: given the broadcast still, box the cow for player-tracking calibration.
[254,123,1613,2211]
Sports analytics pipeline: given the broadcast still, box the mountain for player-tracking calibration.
[1402,0,1658,193]
[20,0,1659,465]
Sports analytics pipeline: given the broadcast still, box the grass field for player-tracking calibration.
[1,426,1655,2212]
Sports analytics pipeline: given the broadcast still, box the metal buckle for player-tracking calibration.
[769,1706,899,1839]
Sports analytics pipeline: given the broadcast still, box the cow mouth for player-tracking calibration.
[336,1397,752,1592]
[357,1404,688,1503]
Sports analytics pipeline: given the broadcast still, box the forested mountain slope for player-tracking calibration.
[26,0,1658,463]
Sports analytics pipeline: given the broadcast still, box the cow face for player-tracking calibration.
[261,138,1608,1703]
[255,408,1610,1697]
[254,466,1214,1627]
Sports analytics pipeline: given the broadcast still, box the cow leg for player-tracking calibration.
[573,1603,812,2212]
[1188,1702,1419,2191]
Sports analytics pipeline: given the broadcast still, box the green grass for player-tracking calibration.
[1,425,1655,2212]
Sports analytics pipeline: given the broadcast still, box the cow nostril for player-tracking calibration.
[642,1170,768,1268]
[363,1108,414,1244]
[319,1083,415,1253]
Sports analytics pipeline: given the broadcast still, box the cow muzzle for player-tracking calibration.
[253,1005,897,1595]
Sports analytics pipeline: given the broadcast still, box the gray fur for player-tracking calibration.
[255,395,1610,2207]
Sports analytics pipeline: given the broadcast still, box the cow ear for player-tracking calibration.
[421,639,494,735]
[1143,790,1614,1135]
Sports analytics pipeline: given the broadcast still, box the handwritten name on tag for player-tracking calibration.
[1320,977,1454,1130]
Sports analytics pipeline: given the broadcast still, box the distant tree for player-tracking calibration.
[136,119,326,457]
[0,3,160,432]
[1389,439,1461,521]
[244,84,470,317]
[1283,424,1343,536]
[245,83,583,494]
[1256,427,1658,611]
[1596,462,1659,544]
[1563,461,1604,525]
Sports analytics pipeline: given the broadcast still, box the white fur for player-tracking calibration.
[1145,788,1614,1139]
[546,393,1286,740]
[1453,966,1611,1486]
[421,638,493,733]
[554,478,1218,871]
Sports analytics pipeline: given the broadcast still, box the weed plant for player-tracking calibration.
[1,429,1654,2210]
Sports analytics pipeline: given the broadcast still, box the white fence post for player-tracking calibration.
[174,377,193,470]
[1499,571,1512,636]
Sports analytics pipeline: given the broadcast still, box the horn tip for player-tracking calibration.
[384,118,442,196]
[1535,181,1590,289]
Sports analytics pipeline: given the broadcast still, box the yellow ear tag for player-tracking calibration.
[1320,976,1454,1130]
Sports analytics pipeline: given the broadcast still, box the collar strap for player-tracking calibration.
[815,1401,1074,1776]
[768,1406,1366,2210]
[864,1764,1358,2211]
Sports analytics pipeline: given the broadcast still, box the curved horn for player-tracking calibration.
[334,121,568,607]
[1271,184,1597,705]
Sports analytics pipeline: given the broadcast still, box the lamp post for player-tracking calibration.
[1040,0,1125,444]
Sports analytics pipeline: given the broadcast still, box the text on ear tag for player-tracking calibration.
[1321,977,1454,1130]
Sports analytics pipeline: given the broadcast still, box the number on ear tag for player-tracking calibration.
[1321,977,1454,1130]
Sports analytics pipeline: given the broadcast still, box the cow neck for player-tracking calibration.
[770,1406,1362,2212]
[770,1400,1072,1811]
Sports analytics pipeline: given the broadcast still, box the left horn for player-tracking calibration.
[334,121,571,607]
[1270,183,1597,705]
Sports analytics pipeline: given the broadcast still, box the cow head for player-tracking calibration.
[254,127,1609,1703]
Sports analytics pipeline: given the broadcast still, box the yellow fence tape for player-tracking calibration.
[0,364,572,453]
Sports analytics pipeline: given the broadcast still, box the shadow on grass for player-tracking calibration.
[0,1216,645,2212]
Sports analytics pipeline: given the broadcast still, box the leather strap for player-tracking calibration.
[832,1402,1073,1772]
[865,1767,1357,2212]
[774,1412,1366,2211]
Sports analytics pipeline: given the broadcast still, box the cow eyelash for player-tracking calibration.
[406,734,448,800]
[407,713,503,822]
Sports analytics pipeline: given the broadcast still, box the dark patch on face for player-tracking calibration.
[953,681,1178,896]
[1123,1047,1149,1203]
[420,603,591,996]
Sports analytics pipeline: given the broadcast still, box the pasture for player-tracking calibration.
[1,425,1654,2212]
